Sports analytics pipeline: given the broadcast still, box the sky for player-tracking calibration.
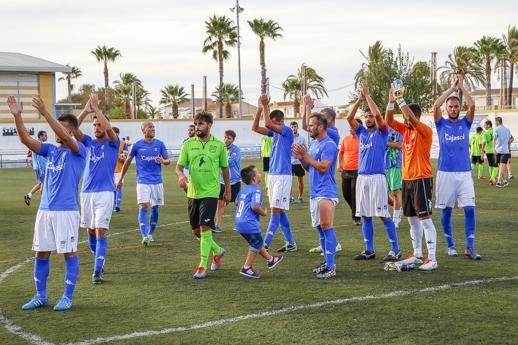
[4,0,517,108]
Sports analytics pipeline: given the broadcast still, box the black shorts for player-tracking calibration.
[471,156,483,164]
[486,153,498,167]
[292,164,305,177]
[188,198,218,230]
[219,182,241,202]
[402,178,433,218]
[263,157,270,172]
[496,153,511,164]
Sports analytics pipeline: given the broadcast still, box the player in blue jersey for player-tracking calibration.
[112,127,129,213]
[293,113,339,279]
[385,128,403,228]
[74,94,120,284]
[347,81,400,262]
[433,75,481,260]
[8,96,86,311]
[24,130,48,206]
[214,129,241,233]
[117,121,170,246]
[235,165,284,278]
[289,121,306,204]
[252,95,297,253]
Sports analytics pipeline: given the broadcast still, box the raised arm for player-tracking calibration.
[302,94,314,132]
[385,88,395,127]
[77,99,93,126]
[361,81,385,130]
[90,93,117,143]
[7,97,41,153]
[346,97,363,132]
[390,81,421,129]
[251,97,269,135]
[261,94,282,134]
[433,77,458,122]
[457,75,475,123]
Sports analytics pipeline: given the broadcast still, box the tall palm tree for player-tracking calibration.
[248,18,283,94]
[113,73,142,117]
[212,83,240,118]
[145,104,162,120]
[440,46,484,102]
[202,15,238,118]
[282,65,327,116]
[160,85,189,119]
[475,36,505,107]
[58,65,82,102]
[502,25,518,106]
[91,45,122,112]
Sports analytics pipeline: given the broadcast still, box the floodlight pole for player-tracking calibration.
[191,84,195,118]
[231,0,244,117]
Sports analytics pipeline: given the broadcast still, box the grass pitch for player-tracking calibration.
[0,161,517,345]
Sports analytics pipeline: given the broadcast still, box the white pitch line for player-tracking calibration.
[64,275,518,345]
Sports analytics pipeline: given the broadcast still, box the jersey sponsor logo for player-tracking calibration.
[199,157,206,167]
[444,133,465,143]
[90,150,105,163]
[209,145,217,153]
[359,142,373,150]
[46,161,65,172]
[140,154,160,161]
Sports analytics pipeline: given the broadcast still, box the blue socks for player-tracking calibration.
[94,237,108,274]
[464,206,476,251]
[441,207,455,248]
[323,228,337,270]
[34,257,50,298]
[64,256,79,300]
[88,233,96,254]
[149,207,159,236]
[317,226,326,254]
[362,217,374,253]
[264,213,280,247]
[382,218,400,253]
[115,187,123,208]
[279,212,295,245]
[138,207,148,238]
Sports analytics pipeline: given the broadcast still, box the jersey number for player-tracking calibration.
[236,200,245,218]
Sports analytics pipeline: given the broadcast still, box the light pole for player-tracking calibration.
[230,0,244,117]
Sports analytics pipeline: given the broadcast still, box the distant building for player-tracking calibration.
[470,88,518,109]
[162,98,258,119]
[0,52,70,119]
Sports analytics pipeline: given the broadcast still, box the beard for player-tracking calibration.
[196,130,208,138]
[366,123,375,129]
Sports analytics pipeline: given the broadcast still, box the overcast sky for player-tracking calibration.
[4,0,517,108]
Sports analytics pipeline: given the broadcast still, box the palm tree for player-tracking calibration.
[475,36,505,107]
[212,83,240,118]
[145,104,162,120]
[113,73,142,117]
[502,25,518,106]
[91,45,122,112]
[248,18,283,94]
[282,65,327,116]
[58,65,82,102]
[202,15,238,118]
[440,46,484,102]
[160,85,189,119]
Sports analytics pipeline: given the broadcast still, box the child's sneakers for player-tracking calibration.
[240,266,261,279]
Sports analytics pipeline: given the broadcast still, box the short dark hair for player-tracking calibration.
[485,120,492,127]
[225,129,236,139]
[241,165,257,185]
[194,111,213,124]
[320,108,336,121]
[92,114,110,122]
[112,127,120,134]
[408,104,422,118]
[495,116,503,124]
[309,113,328,129]
[37,130,47,138]
[269,110,284,121]
[476,126,483,133]
[290,121,298,126]
[188,124,195,128]
[57,113,79,128]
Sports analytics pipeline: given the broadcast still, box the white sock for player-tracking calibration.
[407,217,423,258]
[420,218,437,262]
[393,209,402,220]
[27,192,32,198]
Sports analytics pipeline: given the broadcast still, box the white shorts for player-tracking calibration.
[80,191,115,229]
[33,210,79,253]
[310,197,339,227]
[267,174,292,210]
[137,183,164,206]
[355,174,390,218]
[114,172,123,185]
[435,171,475,208]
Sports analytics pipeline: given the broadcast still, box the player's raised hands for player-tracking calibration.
[32,97,50,116]
[304,94,314,109]
[388,88,396,103]
[7,96,23,116]
[360,80,369,97]
[259,94,269,108]
[89,93,100,111]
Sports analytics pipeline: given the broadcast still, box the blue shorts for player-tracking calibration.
[240,233,264,253]
[35,170,44,184]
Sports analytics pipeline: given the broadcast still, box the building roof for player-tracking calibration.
[0,52,71,73]
[470,88,518,96]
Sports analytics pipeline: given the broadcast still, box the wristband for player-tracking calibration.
[387,102,395,111]
[396,97,406,107]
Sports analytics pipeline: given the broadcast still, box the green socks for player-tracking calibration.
[199,231,213,269]
[478,165,484,178]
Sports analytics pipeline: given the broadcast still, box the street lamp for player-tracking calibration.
[230,0,244,117]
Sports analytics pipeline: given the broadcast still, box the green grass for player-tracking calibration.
[0,161,517,345]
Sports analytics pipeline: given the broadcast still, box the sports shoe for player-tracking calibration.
[193,267,207,279]
[92,271,104,284]
[383,250,402,261]
[496,182,505,188]
[478,176,485,180]
[211,247,225,271]
[320,242,343,256]
[353,217,362,226]
[309,245,323,253]
[277,242,297,253]
[418,258,438,271]
[464,249,482,260]
[394,218,401,229]
[53,296,73,311]
[447,246,459,257]
[297,197,303,203]
[141,236,150,246]
[397,255,424,265]
[22,295,48,310]
[24,193,31,206]
[312,262,326,274]
[212,226,223,233]
[353,250,375,260]
[114,206,120,213]
[263,244,269,250]
[503,181,509,187]
[289,197,295,203]
[316,267,336,279]
[267,255,283,270]
[509,174,514,179]
[489,179,496,186]
[240,266,261,279]
[148,235,155,242]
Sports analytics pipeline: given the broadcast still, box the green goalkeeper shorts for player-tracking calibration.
[385,168,402,191]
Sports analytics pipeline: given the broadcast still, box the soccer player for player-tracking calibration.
[117,121,170,245]
[176,112,228,279]
[347,81,400,262]
[180,124,196,193]
[235,165,283,278]
[432,75,481,260]
[385,127,403,228]
[112,127,129,212]
[261,135,272,191]
[470,126,485,179]
[8,96,86,311]
[482,120,498,185]
[24,130,48,206]
[494,116,513,187]
[290,121,306,203]
[214,129,241,233]
[293,113,339,279]
[252,95,297,253]
[386,81,438,271]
